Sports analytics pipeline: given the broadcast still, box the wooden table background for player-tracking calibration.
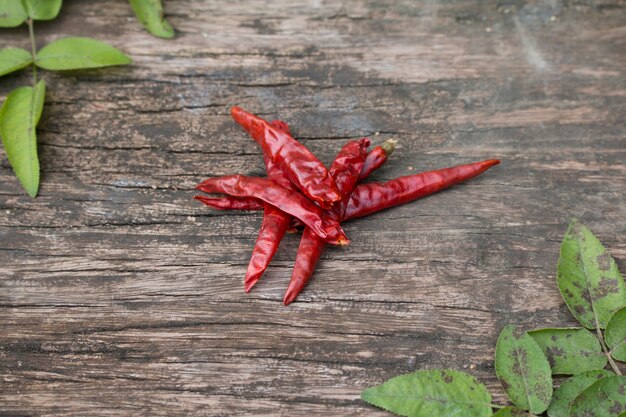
[1,1,625,415]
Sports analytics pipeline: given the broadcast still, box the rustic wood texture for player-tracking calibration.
[1,0,625,415]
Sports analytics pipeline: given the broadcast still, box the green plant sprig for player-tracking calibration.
[361,219,626,417]
[0,0,131,197]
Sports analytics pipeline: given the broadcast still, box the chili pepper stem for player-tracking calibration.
[380,138,397,156]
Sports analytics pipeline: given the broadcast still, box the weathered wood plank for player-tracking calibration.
[1,0,625,415]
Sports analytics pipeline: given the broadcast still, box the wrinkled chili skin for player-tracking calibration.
[195,196,264,211]
[344,159,501,221]
[283,138,370,305]
[196,175,348,245]
[244,152,296,292]
[245,206,291,292]
[270,119,291,136]
[231,106,341,209]
[283,227,325,305]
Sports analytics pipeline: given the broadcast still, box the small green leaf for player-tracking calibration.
[570,375,626,417]
[606,307,626,362]
[0,0,27,27]
[557,218,626,329]
[0,80,45,197]
[492,407,527,417]
[35,37,131,70]
[361,369,493,417]
[0,48,33,77]
[528,327,607,374]
[129,0,175,39]
[547,370,613,417]
[495,325,552,413]
[21,0,62,20]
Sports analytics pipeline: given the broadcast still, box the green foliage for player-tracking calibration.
[22,0,62,20]
[557,218,626,329]
[0,0,27,27]
[0,2,131,196]
[606,307,626,362]
[361,369,493,417]
[0,48,33,77]
[36,37,131,70]
[528,327,607,374]
[547,370,612,417]
[129,0,174,38]
[362,219,625,417]
[0,80,45,197]
[495,325,552,413]
[570,375,626,417]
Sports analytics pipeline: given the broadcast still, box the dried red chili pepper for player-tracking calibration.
[244,153,295,292]
[231,106,341,209]
[283,138,370,305]
[195,175,349,245]
[343,159,501,221]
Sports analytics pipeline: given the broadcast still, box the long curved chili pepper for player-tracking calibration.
[243,119,297,292]
[283,138,370,305]
[244,153,295,292]
[195,175,349,245]
[231,106,341,209]
[245,205,291,291]
[343,159,501,221]
[195,139,398,213]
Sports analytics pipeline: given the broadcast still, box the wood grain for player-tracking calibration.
[1,0,625,415]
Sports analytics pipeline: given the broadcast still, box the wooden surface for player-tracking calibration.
[1,1,625,415]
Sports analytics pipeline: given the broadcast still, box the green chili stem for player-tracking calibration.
[27,18,37,86]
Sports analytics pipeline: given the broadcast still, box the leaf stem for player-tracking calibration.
[490,403,506,409]
[27,18,38,86]
[596,325,622,375]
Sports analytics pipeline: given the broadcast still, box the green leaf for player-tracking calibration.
[492,406,527,416]
[21,0,62,20]
[547,370,613,417]
[361,369,493,417]
[557,218,626,329]
[606,307,626,362]
[528,327,607,374]
[128,0,175,39]
[570,375,626,417]
[494,325,552,413]
[35,37,131,70]
[0,0,27,27]
[0,80,45,198]
[0,48,33,77]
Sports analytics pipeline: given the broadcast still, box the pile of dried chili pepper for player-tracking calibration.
[195,106,500,305]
